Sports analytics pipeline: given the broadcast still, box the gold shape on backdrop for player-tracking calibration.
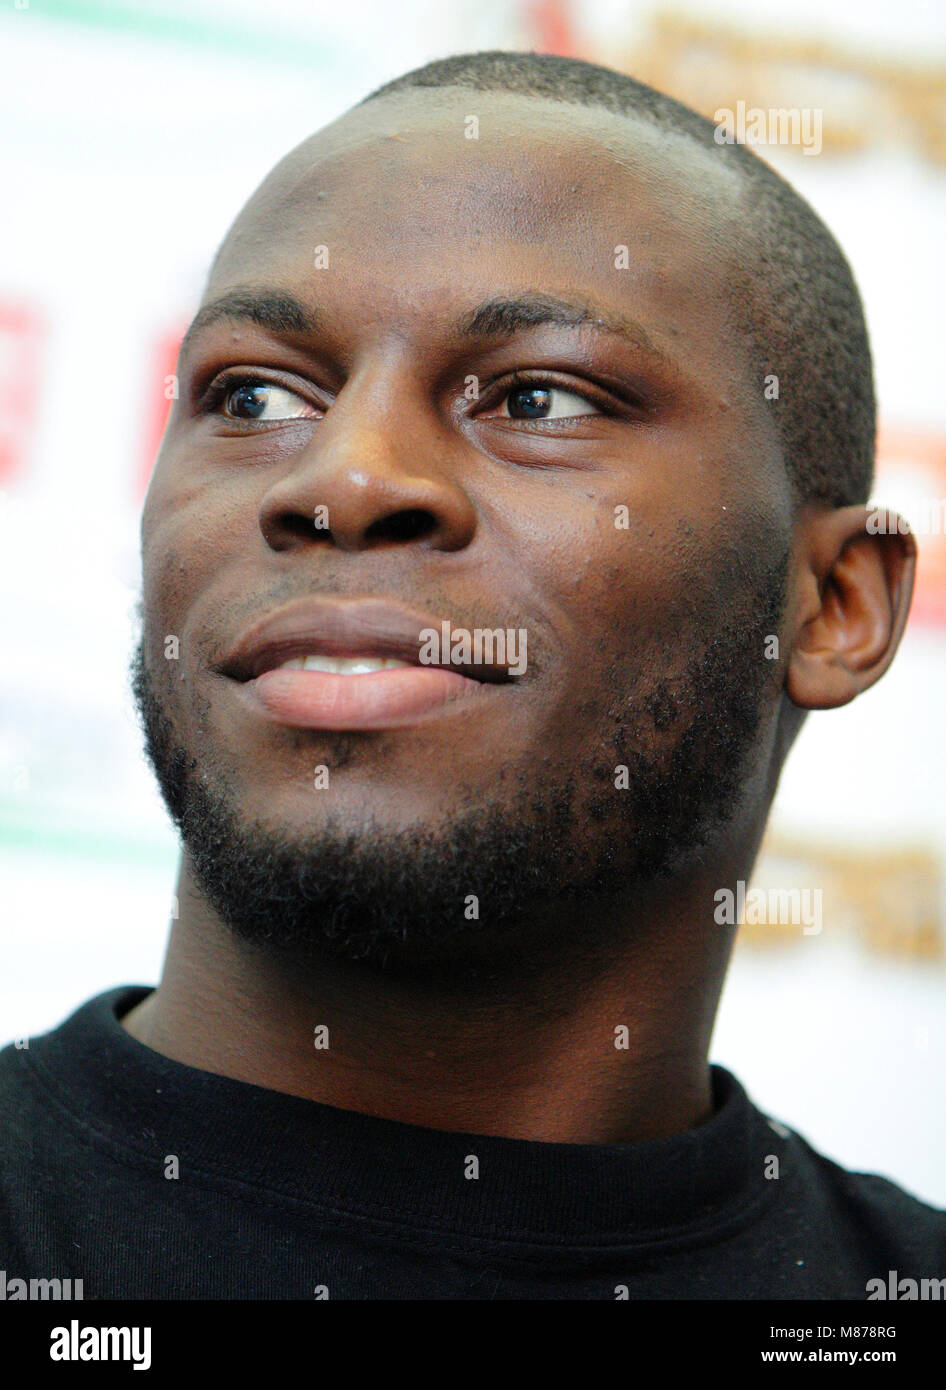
[741,833,943,960]
[607,8,946,165]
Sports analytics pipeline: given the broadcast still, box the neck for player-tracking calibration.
[122,856,738,1144]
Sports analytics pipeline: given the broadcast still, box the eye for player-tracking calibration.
[499,384,600,420]
[219,378,315,421]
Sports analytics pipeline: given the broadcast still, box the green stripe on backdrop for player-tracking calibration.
[17,0,347,69]
[0,807,177,869]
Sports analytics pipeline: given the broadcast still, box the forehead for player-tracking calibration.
[209,91,746,345]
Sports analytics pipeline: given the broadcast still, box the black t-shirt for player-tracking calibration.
[0,985,943,1300]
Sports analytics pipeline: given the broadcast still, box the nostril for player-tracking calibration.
[367,508,436,543]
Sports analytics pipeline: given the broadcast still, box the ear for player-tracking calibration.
[786,504,916,711]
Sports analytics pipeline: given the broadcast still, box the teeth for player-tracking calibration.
[277,655,412,674]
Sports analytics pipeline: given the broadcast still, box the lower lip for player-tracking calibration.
[236,666,488,730]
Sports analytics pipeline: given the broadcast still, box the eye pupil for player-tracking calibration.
[508,386,551,419]
[228,384,268,418]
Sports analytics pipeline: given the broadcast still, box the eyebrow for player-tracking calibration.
[180,287,674,368]
[179,289,317,360]
[458,293,672,364]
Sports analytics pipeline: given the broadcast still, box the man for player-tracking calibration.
[1,50,942,1301]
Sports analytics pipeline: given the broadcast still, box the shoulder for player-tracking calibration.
[780,1121,946,1265]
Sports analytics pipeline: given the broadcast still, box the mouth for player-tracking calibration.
[214,597,517,731]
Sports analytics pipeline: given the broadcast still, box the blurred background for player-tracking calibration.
[1,0,944,1202]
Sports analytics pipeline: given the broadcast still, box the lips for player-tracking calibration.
[216,597,514,683]
[213,597,515,731]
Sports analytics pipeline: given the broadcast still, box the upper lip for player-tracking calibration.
[214,597,517,685]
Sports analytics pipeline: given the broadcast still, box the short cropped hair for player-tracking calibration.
[361,51,875,509]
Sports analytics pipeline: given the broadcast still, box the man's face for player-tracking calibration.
[134,91,793,978]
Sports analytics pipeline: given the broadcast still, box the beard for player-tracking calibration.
[131,550,788,988]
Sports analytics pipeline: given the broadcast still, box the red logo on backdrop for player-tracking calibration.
[0,300,45,487]
[139,326,186,497]
[526,0,576,55]
[876,427,946,628]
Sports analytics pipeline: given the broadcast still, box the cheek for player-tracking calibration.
[539,505,699,658]
[141,462,260,630]
[531,506,751,756]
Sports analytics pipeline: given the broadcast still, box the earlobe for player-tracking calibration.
[785,504,916,711]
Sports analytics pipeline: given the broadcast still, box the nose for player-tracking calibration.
[257,358,477,555]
